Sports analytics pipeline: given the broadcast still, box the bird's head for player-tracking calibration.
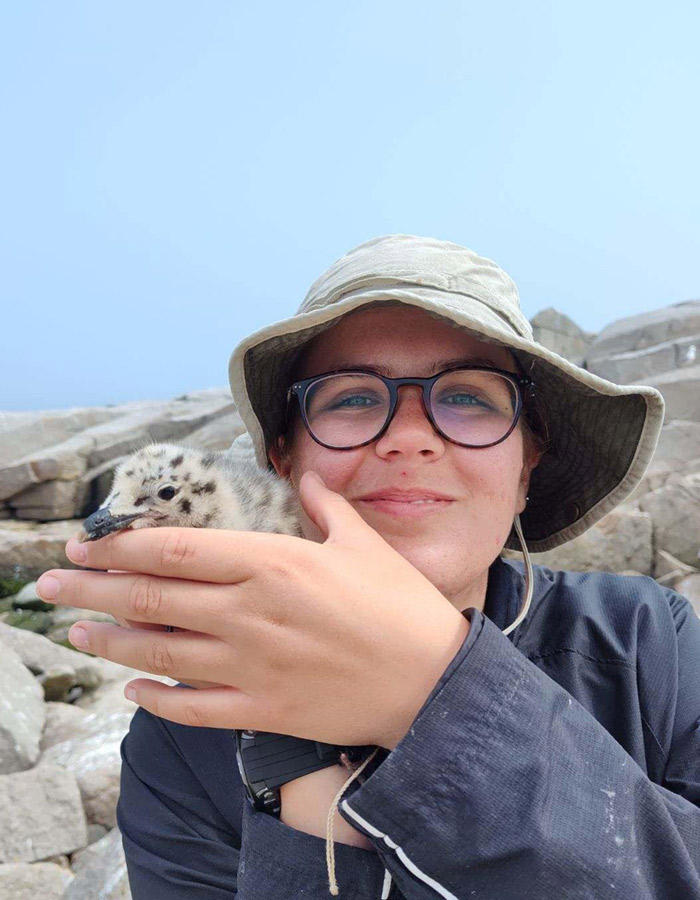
[77,443,221,542]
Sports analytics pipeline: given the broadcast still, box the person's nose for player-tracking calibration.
[373,384,445,458]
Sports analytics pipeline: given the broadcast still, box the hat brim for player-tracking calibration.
[228,288,665,552]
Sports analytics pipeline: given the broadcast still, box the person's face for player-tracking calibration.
[269,305,542,611]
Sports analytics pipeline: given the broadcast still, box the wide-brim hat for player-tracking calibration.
[227,234,665,552]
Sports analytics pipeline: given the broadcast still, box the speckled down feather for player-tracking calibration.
[79,440,302,541]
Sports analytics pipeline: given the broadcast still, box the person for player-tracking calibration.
[38,235,700,898]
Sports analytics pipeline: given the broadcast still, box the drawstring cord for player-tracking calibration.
[325,747,382,895]
[323,512,533,896]
[502,512,534,637]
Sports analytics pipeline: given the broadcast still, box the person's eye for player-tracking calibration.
[439,392,486,406]
[158,486,177,500]
[330,393,378,409]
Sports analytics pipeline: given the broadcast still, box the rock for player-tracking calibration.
[0,621,117,690]
[38,668,176,826]
[0,519,82,581]
[0,641,45,774]
[10,478,91,522]
[0,389,240,521]
[585,299,700,381]
[38,664,81,703]
[40,702,89,752]
[0,764,88,863]
[0,861,74,898]
[644,366,700,422]
[653,549,698,586]
[674,574,700,617]
[38,705,136,827]
[625,456,700,505]
[65,826,131,899]
[635,474,700,568]
[10,580,54,612]
[653,421,700,469]
[177,407,245,451]
[41,853,71,868]
[530,307,596,366]
[0,408,120,470]
[0,609,54,634]
[525,509,654,575]
[86,823,109,846]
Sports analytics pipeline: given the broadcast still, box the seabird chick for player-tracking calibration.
[78,441,302,543]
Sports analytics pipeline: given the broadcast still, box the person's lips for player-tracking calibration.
[356,488,455,517]
[357,488,454,501]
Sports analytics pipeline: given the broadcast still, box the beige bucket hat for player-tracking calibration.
[228,234,665,553]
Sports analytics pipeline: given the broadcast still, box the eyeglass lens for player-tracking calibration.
[303,370,519,448]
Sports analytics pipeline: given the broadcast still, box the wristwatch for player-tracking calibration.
[235,729,375,817]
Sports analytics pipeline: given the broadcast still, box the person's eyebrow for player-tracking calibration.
[327,356,507,376]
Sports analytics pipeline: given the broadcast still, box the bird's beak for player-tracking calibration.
[77,507,146,543]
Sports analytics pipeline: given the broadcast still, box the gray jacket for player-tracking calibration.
[117,557,700,898]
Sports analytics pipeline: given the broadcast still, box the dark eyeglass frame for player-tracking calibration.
[284,365,536,451]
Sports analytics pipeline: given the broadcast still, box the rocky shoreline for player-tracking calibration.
[1,301,699,898]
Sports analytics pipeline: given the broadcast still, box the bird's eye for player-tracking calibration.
[158,486,176,501]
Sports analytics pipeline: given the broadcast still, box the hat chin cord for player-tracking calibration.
[502,512,534,637]
[324,513,534,896]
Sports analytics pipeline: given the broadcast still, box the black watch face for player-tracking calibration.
[235,730,281,816]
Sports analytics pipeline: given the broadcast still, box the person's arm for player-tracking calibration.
[118,696,389,899]
[335,593,700,899]
[117,706,242,898]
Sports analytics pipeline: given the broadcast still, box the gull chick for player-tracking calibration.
[78,442,302,543]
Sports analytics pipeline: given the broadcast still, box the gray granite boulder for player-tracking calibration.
[0,641,45,774]
[0,861,74,899]
[530,307,596,366]
[523,508,654,575]
[65,825,131,899]
[675,574,700,617]
[635,474,700,568]
[1,389,243,521]
[585,299,700,384]
[0,764,88,863]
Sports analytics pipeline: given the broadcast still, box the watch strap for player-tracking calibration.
[235,729,376,817]
[237,730,343,790]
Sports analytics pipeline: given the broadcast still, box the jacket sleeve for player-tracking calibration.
[337,598,700,900]
[117,707,242,898]
[117,701,390,899]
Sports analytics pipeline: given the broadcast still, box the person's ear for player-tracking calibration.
[268,436,292,479]
[515,442,543,516]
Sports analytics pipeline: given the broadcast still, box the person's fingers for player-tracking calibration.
[121,679,263,730]
[36,569,232,634]
[63,527,300,583]
[67,622,238,688]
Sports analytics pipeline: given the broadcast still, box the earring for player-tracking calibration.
[526,495,530,501]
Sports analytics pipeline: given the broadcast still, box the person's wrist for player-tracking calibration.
[279,765,374,849]
[380,611,470,750]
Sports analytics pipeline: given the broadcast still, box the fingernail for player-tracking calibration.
[36,574,61,600]
[310,471,326,487]
[66,538,87,563]
[125,687,138,702]
[69,625,89,650]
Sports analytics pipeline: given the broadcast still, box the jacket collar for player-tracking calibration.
[484,555,554,641]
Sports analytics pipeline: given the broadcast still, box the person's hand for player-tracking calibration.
[107,574,224,690]
[35,470,470,750]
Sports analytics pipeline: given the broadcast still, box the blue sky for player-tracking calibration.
[2,1,699,411]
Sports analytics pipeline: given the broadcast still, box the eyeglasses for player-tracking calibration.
[284,365,535,450]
